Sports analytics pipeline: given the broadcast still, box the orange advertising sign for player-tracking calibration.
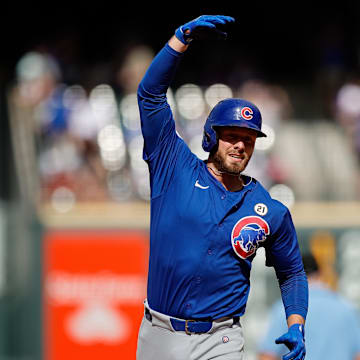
[43,229,148,360]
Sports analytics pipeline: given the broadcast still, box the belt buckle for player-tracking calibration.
[185,319,195,335]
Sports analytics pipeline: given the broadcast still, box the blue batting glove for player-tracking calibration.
[275,324,306,360]
[175,15,235,45]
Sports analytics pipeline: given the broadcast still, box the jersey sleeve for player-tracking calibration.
[265,208,302,273]
[137,43,197,198]
[264,206,309,319]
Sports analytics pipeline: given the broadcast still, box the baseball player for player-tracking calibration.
[136,15,308,360]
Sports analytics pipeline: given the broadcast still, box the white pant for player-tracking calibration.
[136,303,244,360]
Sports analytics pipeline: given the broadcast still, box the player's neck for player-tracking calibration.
[206,162,244,192]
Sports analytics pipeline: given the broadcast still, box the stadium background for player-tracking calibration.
[1,3,360,359]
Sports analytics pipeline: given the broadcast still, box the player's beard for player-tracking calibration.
[212,149,250,176]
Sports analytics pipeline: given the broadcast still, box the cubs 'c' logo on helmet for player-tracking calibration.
[240,107,253,120]
[231,216,270,259]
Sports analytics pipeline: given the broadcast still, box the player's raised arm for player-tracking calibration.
[137,15,235,157]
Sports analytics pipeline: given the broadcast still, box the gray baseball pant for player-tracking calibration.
[136,302,244,360]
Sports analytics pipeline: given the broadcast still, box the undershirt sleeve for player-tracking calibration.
[265,208,309,319]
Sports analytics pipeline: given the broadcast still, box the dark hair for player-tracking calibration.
[302,253,319,275]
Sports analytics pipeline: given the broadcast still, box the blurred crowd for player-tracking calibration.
[7,39,360,211]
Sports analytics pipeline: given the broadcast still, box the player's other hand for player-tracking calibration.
[275,324,306,360]
[175,15,235,45]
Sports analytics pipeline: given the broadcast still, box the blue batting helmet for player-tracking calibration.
[202,98,266,152]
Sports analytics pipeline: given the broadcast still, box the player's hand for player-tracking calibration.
[275,324,306,360]
[175,15,235,45]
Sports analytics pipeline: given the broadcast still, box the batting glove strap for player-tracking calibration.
[175,26,193,45]
[174,15,235,45]
[275,324,306,360]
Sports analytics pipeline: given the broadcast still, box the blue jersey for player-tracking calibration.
[138,43,308,321]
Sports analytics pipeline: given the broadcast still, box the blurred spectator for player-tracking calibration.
[334,77,360,197]
[11,50,111,204]
[335,78,360,161]
[15,51,61,106]
[8,50,65,205]
[113,44,157,201]
[257,252,360,360]
[115,44,155,95]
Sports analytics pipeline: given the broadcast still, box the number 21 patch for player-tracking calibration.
[254,203,268,216]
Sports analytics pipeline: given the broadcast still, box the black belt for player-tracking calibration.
[145,308,239,335]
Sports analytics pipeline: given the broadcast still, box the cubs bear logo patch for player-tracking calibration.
[231,216,270,259]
